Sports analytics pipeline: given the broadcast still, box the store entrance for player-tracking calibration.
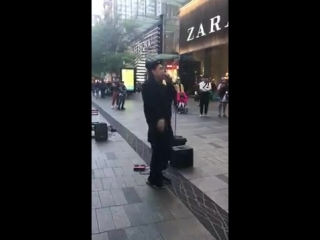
[179,60,201,95]
[210,44,228,84]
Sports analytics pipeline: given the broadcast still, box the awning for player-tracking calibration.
[146,54,180,61]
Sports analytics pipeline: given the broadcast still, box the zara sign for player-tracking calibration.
[187,15,228,42]
[179,0,228,54]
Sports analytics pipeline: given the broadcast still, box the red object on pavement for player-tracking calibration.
[133,164,147,172]
[92,110,98,115]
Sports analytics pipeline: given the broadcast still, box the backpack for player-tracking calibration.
[219,82,228,94]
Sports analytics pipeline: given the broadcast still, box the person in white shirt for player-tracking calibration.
[198,76,212,117]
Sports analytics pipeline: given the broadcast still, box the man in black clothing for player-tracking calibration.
[96,80,102,98]
[142,61,176,188]
[100,81,107,98]
[117,81,127,110]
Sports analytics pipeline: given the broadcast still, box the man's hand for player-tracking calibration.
[163,73,172,84]
[157,119,165,132]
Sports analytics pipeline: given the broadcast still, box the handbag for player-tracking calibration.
[222,91,229,103]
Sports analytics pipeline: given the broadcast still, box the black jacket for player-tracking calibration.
[142,75,176,143]
[218,80,229,98]
[100,82,107,90]
[119,85,127,95]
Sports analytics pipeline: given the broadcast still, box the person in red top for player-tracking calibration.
[111,80,120,109]
[175,79,188,108]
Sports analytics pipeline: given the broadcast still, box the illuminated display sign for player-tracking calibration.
[121,68,135,91]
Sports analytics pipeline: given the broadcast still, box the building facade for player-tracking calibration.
[103,0,114,19]
[128,1,185,82]
[131,24,162,82]
[112,0,162,20]
[179,0,228,84]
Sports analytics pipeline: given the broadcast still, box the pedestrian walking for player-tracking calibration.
[117,81,127,110]
[92,78,96,95]
[100,80,107,99]
[217,73,229,118]
[142,60,176,189]
[95,80,102,98]
[111,80,120,109]
[210,79,217,101]
[198,76,212,117]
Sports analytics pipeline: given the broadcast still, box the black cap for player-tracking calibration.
[146,60,161,71]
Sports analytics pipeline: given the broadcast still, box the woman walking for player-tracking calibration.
[111,80,120,109]
[217,73,229,118]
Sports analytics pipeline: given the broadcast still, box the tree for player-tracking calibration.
[101,52,136,73]
[91,18,139,76]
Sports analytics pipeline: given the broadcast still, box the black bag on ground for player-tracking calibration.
[94,123,108,141]
[170,145,194,169]
[173,135,187,146]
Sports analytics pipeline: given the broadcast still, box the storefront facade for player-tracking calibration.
[131,24,161,82]
[179,0,228,83]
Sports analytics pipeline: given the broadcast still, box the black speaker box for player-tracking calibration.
[94,123,108,142]
[170,145,193,169]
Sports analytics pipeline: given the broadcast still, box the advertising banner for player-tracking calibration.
[120,68,136,92]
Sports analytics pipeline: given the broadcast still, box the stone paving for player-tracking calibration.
[92,95,229,213]
[92,111,216,240]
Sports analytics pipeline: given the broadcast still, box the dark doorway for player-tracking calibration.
[179,60,201,95]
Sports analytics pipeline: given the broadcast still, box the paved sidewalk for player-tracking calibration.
[92,112,216,240]
[92,96,228,213]
[179,97,229,116]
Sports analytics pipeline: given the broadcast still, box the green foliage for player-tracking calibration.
[92,18,140,75]
[101,53,136,73]
[122,19,141,30]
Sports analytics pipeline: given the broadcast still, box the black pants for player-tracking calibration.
[218,101,227,114]
[100,89,105,98]
[117,94,125,109]
[149,126,173,184]
[199,93,210,115]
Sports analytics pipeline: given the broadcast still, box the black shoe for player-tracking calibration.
[121,107,125,110]
[218,114,222,118]
[162,175,172,185]
[146,177,165,189]
[223,114,227,118]
[146,180,165,189]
